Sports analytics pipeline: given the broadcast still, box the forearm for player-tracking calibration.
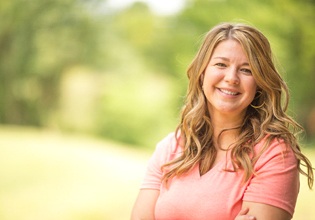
[241,201,291,220]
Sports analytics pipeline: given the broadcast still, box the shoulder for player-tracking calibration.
[156,132,178,149]
[140,132,182,189]
[157,132,182,156]
[244,136,299,216]
[153,132,183,164]
[253,136,298,168]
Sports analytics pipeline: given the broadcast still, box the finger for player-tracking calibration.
[235,208,256,220]
[237,207,249,216]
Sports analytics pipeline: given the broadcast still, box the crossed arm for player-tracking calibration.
[237,201,292,220]
[130,189,292,220]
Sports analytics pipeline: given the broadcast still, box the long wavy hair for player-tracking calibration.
[162,22,314,188]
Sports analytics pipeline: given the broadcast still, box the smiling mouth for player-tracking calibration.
[219,88,240,96]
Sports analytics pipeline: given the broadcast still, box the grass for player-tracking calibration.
[0,126,314,220]
[0,126,150,220]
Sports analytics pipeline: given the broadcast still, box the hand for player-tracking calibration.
[235,207,256,220]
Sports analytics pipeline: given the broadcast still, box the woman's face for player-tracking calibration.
[203,39,257,119]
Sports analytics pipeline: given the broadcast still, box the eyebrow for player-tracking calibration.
[212,57,250,66]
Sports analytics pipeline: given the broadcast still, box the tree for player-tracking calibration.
[0,0,102,125]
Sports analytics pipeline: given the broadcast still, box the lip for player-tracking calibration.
[218,88,240,96]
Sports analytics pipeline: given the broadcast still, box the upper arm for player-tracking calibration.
[131,133,178,219]
[242,201,292,220]
[131,189,160,220]
[243,140,299,217]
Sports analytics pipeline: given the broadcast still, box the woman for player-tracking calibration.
[131,22,314,220]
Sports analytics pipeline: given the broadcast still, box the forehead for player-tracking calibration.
[210,39,248,61]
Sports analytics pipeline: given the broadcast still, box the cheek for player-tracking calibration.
[202,77,216,95]
[203,68,221,86]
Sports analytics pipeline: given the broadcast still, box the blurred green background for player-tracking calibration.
[0,0,314,219]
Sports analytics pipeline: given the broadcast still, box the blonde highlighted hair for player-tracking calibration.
[162,22,314,188]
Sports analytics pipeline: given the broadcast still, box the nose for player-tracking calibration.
[224,67,239,85]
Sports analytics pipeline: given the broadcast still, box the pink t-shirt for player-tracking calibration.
[141,133,300,220]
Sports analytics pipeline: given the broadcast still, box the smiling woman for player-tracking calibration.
[130,22,314,220]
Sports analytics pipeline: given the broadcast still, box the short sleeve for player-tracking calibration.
[243,139,300,216]
[140,133,180,190]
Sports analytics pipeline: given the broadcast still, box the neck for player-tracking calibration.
[210,112,244,149]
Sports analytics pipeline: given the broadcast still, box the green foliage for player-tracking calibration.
[0,0,102,125]
[114,3,155,50]
[97,74,178,147]
[1,0,315,146]
[95,35,179,147]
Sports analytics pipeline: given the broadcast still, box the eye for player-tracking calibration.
[240,68,252,75]
[215,63,227,67]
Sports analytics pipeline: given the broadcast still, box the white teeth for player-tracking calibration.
[220,89,238,95]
